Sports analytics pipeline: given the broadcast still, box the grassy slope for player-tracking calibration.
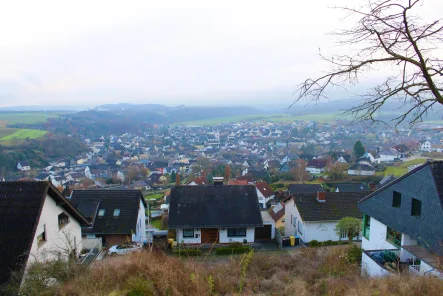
[0,129,48,141]
[0,128,19,138]
[0,112,62,125]
[46,245,443,296]
[378,158,427,177]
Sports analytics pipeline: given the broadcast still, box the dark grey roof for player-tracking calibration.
[335,183,370,192]
[289,184,322,194]
[0,181,89,287]
[294,192,367,222]
[358,161,443,254]
[349,163,375,171]
[70,190,146,235]
[168,185,263,228]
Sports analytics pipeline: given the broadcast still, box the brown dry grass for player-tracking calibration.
[55,246,443,296]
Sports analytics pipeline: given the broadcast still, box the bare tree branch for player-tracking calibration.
[293,0,443,127]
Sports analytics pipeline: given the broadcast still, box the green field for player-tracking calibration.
[0,129,48,141]
[378,158,427,177]
[0,128,19,138]
[0,112,62,125]
[175,113,343,126]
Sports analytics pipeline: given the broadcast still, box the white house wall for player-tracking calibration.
[177,228,201,244]
[131,199,147,243]
[219,227,255,243]
[348,170,375,176]
[27,194,83,266]
[305,221,344,242]
[362,217,397,250]
[362,253,390,277]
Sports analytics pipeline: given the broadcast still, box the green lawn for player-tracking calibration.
[0,129,48,141]
[381,158,427,177]
[145,192,166,200]
[0,112,63,125]
[150,219,162,229]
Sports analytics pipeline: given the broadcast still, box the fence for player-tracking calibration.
[79,238,102,268]
[275,227,284,248]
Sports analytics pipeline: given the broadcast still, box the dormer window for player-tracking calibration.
[58,213,69,230]
[98,209,105,217]
[113,209,120,217]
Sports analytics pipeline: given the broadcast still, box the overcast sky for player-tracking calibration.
[0,0,441,108]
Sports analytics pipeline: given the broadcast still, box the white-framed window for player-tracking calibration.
[183,228,194,238]
[298,221,303,234]
[340,230,347,239]
[227,228,247,237]
[98,209,105,217]
[37,224,46,247]
[58,212,69,230]
[113,209,120,217]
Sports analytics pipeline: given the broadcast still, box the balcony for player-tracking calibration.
[386,233,401,249]
[386,227,402,249]
[78,238,103,268]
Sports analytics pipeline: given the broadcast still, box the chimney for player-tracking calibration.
[317,188,326,203]
[213,177,224,186]
[176,173,180,186]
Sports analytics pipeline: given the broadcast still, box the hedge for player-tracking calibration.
[309,240,350,247]
[173,248,202,256]
[215,246,252,255]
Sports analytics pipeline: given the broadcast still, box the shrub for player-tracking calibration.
[173,248,202,256]
[346,245,362,264]
[309,240,320,247]
[215,246,252,255]
[125,277,154,296]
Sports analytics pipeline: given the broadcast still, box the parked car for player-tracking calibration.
[108,242,142,256]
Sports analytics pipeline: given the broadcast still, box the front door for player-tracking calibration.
[201,228,218,244]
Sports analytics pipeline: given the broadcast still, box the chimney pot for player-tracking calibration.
[317,188,326,202]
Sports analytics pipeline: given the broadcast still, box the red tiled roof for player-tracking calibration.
[255,182,274,198]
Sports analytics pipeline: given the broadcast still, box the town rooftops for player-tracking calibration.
[70,190,146,234]
[0,181,89,287]
[293,192,367,222]
[288,184,322,194]
[168,185,263,229]
[255,182,274,198]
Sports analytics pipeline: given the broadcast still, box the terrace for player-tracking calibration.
[363,230,442,277]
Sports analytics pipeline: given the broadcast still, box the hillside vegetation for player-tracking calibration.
[9,245,443,296]
[0,129,48,141]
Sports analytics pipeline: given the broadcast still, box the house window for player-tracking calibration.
[340,230,347,239]
[386,226,402,248]
[183,228,194,238]
[113,209,120,217]
[392,191,401,208]
[58,212,69,229]
[298,221,303,235]
[227,228,247,237]
[363,214,370,240]
[411,198,422,217]
[98,209,105,217]
[37,225,46,247]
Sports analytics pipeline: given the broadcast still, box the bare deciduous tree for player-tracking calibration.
[294,0,443,127]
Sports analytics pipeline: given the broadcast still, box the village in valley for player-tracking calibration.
[2,113,443,294]
[1,0,443,294]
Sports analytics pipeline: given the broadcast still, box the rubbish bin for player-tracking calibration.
[168,238,174,249]
[290,236,295,246]
[294,236,300,246]
[282,237,290,247]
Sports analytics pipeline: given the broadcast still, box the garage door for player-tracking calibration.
[255,225,272,240]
